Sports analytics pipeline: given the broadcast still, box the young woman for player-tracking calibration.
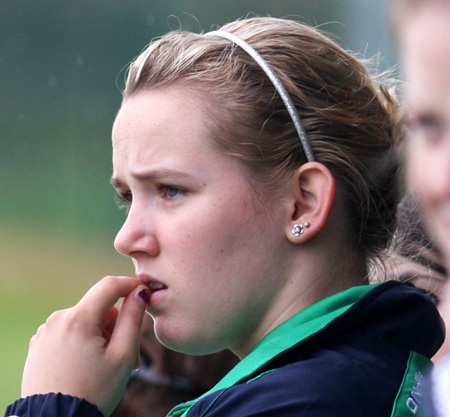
[5,16,444,417]
[392,0,450,415]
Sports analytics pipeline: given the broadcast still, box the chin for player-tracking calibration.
[154,324,222,356]
[153,321,196,354]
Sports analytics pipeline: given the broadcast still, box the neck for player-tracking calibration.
[232,192,369,359]
[231,243,368,359]
[282,242,367,323]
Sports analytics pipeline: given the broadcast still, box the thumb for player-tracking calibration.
[108,285,150,360]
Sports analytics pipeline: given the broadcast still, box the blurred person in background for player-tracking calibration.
[5,16,444,417]
[371,193,447,306]
[111,315,238,417]
[392,0,450,415]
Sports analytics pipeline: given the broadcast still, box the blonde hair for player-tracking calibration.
[123,17,401,262]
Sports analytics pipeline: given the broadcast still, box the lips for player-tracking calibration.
[138,274,167,292]
[148,281,166,291]
[140,276,168,309]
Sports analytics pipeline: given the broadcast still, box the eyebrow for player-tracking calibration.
[110,169,198,190]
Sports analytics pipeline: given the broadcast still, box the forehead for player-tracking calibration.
[113,88,207,141]
[112,88,213,159]
[400,4,450,105]
[111,88,253,185]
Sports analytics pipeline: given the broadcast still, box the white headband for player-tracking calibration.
[208,30,316,162]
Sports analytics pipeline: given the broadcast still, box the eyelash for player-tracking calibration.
[114,185,186,210]
[115,192,132,210]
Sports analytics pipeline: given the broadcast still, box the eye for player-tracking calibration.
[158,185,186,199]
[115,191,132,210]
[408,113,444,144]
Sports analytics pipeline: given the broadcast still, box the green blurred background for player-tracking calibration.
[1,0,395,408]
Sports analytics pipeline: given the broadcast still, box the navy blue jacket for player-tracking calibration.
[5,282,444,417]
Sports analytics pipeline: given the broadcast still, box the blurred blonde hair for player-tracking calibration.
[371,194,447,300]
[123,16,401,263]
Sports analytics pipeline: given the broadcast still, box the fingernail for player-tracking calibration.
[137,288,150,304]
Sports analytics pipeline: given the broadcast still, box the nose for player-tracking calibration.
[114,205,160,258]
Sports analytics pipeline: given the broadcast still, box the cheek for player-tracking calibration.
[175,210,252,265]
[406,143,432,201]
[168,193,272,279]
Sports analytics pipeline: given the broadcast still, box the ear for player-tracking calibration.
[285,162,335,244]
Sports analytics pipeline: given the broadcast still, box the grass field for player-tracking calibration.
[0,224,134,409]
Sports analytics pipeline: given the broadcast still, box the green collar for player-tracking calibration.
[168,284,376,417]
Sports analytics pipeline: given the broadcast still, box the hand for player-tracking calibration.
[21,276,150,416]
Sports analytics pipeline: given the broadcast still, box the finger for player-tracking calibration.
[76,276,141,322]
[102,306,119,335]
[102,327,113,344]
[108,285,149,360]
